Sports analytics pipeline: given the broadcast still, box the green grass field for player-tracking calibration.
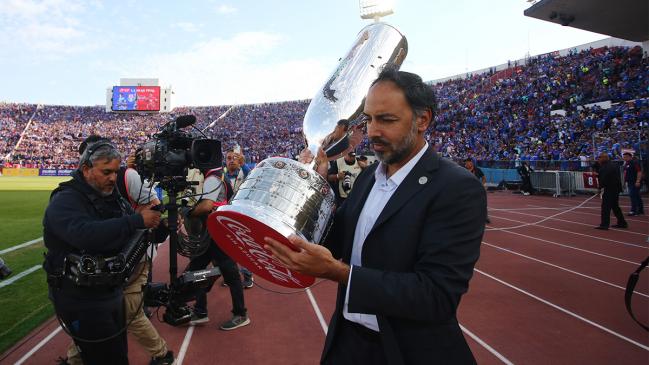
[0,176,68,355]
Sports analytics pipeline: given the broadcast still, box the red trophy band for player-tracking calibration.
[207,210,316,288]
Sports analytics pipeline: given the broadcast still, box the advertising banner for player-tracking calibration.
[3,168,39,176]
[112,86,160,111]
[39,169,75,177]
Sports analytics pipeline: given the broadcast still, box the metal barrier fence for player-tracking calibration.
[530,171,562,197]
[450,158,635,172]
[527,170,647,197]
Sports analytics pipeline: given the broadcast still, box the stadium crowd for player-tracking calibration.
[1,45,647,170]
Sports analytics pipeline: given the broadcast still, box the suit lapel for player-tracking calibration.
[370,148,439,233]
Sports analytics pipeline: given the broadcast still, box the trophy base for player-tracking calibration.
[207,210,316,289]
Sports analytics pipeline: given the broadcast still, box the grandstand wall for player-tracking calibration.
[427,37,642,85]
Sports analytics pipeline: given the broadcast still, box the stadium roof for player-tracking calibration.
[524,0,649,42]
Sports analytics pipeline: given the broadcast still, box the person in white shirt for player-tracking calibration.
[265,64,486,365]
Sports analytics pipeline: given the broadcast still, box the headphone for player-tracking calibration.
[81,141,115,166]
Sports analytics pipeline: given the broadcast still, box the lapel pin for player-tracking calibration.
[419,176,428,185]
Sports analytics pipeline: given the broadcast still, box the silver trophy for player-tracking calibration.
[208,22,408,288]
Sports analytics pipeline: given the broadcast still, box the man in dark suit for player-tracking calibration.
[264,64,486,365]
[517,161,534,195]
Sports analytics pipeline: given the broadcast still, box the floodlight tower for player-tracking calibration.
[359,0,394,22]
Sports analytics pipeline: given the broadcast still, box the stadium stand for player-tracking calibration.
[1,46,647,171]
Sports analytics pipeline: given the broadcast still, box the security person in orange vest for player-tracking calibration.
[186,167,250,330]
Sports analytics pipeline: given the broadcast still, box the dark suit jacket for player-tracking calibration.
[517,164,533,178]
[321,147,486,365]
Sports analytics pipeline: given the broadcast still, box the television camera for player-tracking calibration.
[136,115,224,326]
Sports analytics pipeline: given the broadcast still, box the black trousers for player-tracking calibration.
[601,186,627,227]
[521,176,533,194]
[322,319,388,365]
[187,238,246,317]
[57,298,128,365]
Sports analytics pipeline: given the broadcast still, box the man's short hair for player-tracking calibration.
[78,135,106,156]
[623,152,633,157]
[371,63,438,122]
[337,119,350,132]
[464,158,473,162]
[225,149,235,155]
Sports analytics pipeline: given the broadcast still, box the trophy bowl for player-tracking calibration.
[207,22,407,288]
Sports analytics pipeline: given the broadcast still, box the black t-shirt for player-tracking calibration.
[591,161,601,174]
[469,167,485,179]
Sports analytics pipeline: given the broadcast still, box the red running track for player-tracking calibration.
[2,191,648,364]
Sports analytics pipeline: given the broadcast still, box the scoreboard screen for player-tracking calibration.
[112,86,160,111]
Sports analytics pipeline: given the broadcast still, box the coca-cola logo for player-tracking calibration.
[216,216,302,286]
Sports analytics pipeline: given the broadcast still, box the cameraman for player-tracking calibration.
[61,138,176,365]
[43,139,171,365]
[186,166,250,330]
[327,151,366,206]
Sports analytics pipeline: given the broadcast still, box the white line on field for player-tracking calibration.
[176,324,195,365]
[306,288,328,334]
[0,265,41,288]
[460,324,514,365]
[0,238,43,255]
[475,269,649,351]
[483,242,649,297]
[14,326,62,365]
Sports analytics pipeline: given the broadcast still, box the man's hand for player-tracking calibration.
[596,189,601,196]
[126,156,136,169]
[163,215,184,229]
[264,234,350,284]
[140,204,162,229]
[298,148,328,179]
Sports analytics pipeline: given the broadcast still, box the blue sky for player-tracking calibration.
[0,0,608,106]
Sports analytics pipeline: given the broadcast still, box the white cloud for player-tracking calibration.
[214,5,237,15]
[98,31,335,106]
[0,0,101,58]
[175,22,199,32]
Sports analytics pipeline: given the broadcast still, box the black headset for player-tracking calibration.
[80,141,115,166]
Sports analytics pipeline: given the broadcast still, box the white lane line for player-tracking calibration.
[460,324,514,365]
[487,215,646,249]
[495,210,649,237]
[0,266,41,288]
[14,326,62,365]
[176,324,195,365]
[483,242,649,298]
[475,269,649,351]
[487,229,640,265]
[306,288,328,334]
[0,238,43,255]
[485,196,598,232]
[554,206,648,224]
[490,207,564,211]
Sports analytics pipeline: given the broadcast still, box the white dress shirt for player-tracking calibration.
[343,143,429,331]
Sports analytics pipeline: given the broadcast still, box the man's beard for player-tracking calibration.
[371,121,418,166]
[87,174,114,197]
